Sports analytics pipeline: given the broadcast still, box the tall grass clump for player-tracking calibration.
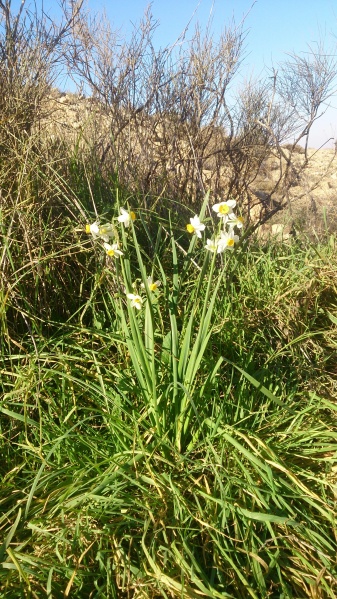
[1,1,337,597]
[1,186,337,597]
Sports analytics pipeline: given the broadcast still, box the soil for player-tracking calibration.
[255,148,337,239]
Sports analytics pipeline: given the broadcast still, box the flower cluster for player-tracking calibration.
[85,208,163,310]
[86,221,124,257]
[84,198,242,310]
[85,222,115,243]
[126,277,161,310]
[186,198,243,253]
[85,207,138,259]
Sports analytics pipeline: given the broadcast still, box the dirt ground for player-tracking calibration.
[254,148,337,239]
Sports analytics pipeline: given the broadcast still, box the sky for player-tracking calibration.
[9,0,337,147]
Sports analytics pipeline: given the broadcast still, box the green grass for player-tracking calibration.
[1,145,337,598]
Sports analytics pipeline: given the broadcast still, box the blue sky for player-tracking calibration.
[89,0,335,69]
[11,0,337,146]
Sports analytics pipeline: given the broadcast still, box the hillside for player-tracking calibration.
[40,91,337,238]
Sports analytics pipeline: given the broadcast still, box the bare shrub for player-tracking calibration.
[282,143,305,154]
[0,0,83,157]
[1,1,336,231]
[67,10,250,203]
[249,49,337,226]
[65,8,337,227]
[0,1,90,339]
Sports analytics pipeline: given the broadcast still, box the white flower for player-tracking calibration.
[98,223,115,242]
[217,230,239,252]
[85,221,114,242]
[126,293,143,309]
[205,238,219,253]
[212,200,236,222]
[227,214,244,229]
[118,207,136,228]
[186,215,205,238]
[85,221,100,239]
[103,242,123,257]
[141,276,161,292]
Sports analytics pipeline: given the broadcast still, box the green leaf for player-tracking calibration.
[0,407,39,427]
[327,310,337,325]
[0,508,21,563]
[222,359,296,414]
[237,507,298,526]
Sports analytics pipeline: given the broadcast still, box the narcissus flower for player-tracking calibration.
[85,221,100,239]
[212,199,236,221]
[98,223,115,241]
[227,214,244,229]
[85,221,114,242]
[186,215,205,238]
[217,230,239,252]
[126,293,143,309]
[118,208,136,228]
[141,276,161,291]
[205,238,219,253]
[103,242,123,257]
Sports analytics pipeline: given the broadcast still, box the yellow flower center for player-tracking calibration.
[134,298,141,305]
[107,249,115,256]
[219,204,230,215]
[238,216,244,224]
[149,283,157,291]
[85,224,91,233]
[130,211,136,221]
[186,224,195,233]
[227,238,234,247]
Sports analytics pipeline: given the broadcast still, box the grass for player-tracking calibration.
[1,1,337,593]
[0,127,337,599]
[0,139,337,598]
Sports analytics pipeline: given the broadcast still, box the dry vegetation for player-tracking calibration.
[2,0,337,231]
[1,2,337,598]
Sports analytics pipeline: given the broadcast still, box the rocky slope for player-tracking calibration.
[41,92,337,238]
